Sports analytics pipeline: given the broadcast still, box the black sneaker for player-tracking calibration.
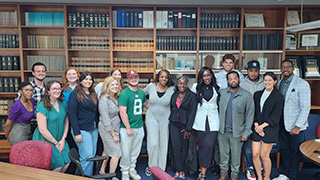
[145,167,152,176]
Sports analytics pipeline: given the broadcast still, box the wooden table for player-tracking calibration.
[299,139,320,166]
[0,140,11,159]
[0,162,91,180]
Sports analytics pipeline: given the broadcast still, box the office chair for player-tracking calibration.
[9,140,53,169]
[150,166,174,180]
[68,148,116,179]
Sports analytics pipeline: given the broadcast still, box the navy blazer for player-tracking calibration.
[169,89,197,132]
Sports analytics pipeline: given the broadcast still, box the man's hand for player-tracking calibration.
[290,126,301,135]
[241,135,248,141]
[127,128,133,136]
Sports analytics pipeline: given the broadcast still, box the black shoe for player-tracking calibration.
[211,164,220,175]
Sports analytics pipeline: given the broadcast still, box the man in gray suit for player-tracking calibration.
[273,60,311,180]
[218,71,254,180]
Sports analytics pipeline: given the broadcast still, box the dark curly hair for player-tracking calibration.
[155,69,175,87]
[42,81,64,111]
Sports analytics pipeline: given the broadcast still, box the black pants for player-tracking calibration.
[169,122,188,172]
[195,118,217,169]
[279,123,304,180]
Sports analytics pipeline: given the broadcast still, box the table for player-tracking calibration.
[299,139,320,166]
[0,162,91,180]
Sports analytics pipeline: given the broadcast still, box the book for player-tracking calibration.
[178,11,182,28]
[168,11,174,28]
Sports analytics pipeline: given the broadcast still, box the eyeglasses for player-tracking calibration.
[50,88,63,91]
[34,70,46,73]
[23,88,33,93]
[281,65,293,69]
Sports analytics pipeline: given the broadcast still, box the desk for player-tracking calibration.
[299,139,320,166]
[0,162,91,180]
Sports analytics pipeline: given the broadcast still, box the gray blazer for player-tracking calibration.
[218,87,254,138]
[278,74,311,132]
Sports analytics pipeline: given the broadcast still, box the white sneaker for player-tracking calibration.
[272,174,289,180]
[121,171,129,180]
[246,166,256,180]
[129,168,141,180]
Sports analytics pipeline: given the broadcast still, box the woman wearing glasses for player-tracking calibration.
[32,81,70,172]
[5,81,35,145]
[68,71,99,176]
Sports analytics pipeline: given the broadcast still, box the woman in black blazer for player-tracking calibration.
[252,72,284,180]
[169,76,197,179]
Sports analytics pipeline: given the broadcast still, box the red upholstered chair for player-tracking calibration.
[9,140,53,169]
[150,166,174,180]
[316,124,320,139]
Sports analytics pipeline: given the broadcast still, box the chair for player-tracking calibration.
[68,148,116,179]
[9,140,53,169]
[150,166,174,180]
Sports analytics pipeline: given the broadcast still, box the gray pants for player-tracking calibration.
[146,117,169,170]
[218,132,243,177]
[119,127,144,171]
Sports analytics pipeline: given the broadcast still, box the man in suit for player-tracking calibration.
[218,71,254,180]
[273,60,311,180]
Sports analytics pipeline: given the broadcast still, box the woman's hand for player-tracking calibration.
[255,125,265,137]
[57,139,65,152]
[75,134,82,143]
[181,129,191,139]
[113,135,120,143]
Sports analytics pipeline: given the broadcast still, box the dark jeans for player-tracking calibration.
[279,126,304,180]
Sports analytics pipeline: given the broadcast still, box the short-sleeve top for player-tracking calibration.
[118,87,146,129]
[8,98,35,124]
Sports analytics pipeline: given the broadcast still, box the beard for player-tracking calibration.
[249,76,259,82]
[35,76,45,81]
[230,83,239,89]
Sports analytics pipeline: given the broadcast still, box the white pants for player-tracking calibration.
[119,127,144,171]
[146,118,169,170]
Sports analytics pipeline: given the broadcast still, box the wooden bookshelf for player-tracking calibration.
[0,3,319,109]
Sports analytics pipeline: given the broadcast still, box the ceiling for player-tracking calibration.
[1,0,320,6]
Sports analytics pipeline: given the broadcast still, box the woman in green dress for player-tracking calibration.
[32,81,70,172]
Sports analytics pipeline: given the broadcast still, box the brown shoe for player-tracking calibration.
[218,173,228,180]
[231,174,238,180]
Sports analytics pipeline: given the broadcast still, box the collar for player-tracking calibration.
[282,74,294,83]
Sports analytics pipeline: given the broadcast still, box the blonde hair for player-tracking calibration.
[100,76,121,100]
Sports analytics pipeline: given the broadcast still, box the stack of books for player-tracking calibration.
[0,78,21,92]
[200,36,237,50]
[113,57,154,71]
[113,37,153,50]
[0,34,19,48]
[156,11,197,28]
[27,35,65,49]
[112,10,154,28]
[25,12,64,26]
[200,14,240,28]
[0,11,17,25]
[70,36,110,49]
[68,13,110,27]
[1,56,20,70]
[156,36,197,50]
[71,57,110,71]
[27,56,66,71]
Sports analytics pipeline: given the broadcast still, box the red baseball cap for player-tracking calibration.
[126,70,139,79]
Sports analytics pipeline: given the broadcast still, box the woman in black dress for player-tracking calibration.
[252,72,284,180]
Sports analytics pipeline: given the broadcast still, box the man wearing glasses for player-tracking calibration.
[15,62,46,133]
[273,60,311,180]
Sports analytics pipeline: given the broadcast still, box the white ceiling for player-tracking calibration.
[1,0,320,6]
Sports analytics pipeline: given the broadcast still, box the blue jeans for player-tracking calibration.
[73,128,98,176]
[243,136,254,171]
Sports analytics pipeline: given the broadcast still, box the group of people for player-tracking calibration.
[4,53,311,180]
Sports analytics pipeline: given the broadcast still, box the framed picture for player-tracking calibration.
[245,13,265,27]
[298,31,320,50]
[287,11,300,25]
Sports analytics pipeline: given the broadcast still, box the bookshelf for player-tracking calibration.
[0,3,320,134]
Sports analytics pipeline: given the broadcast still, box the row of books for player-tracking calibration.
[67,13,110,28]
[243,34,283,50]
[156,11,197,28]
[25,12,64,26]
[156,56,195,70]
[200,14,240,28]
[156,36,197,51]
[0,77,21,92]
[1,56,20,70]
[0,34,19,48]
[27,35,65,49]
[27,56,66,71]
[200,36,237,50]
[70,36,110,49]
[0,117,7,132]
[0,99,14,115]
[113,37,154,50]
[113,57,154,71]
[112,10,154,28]
[71,57,110,71]
[0,11,18,26]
